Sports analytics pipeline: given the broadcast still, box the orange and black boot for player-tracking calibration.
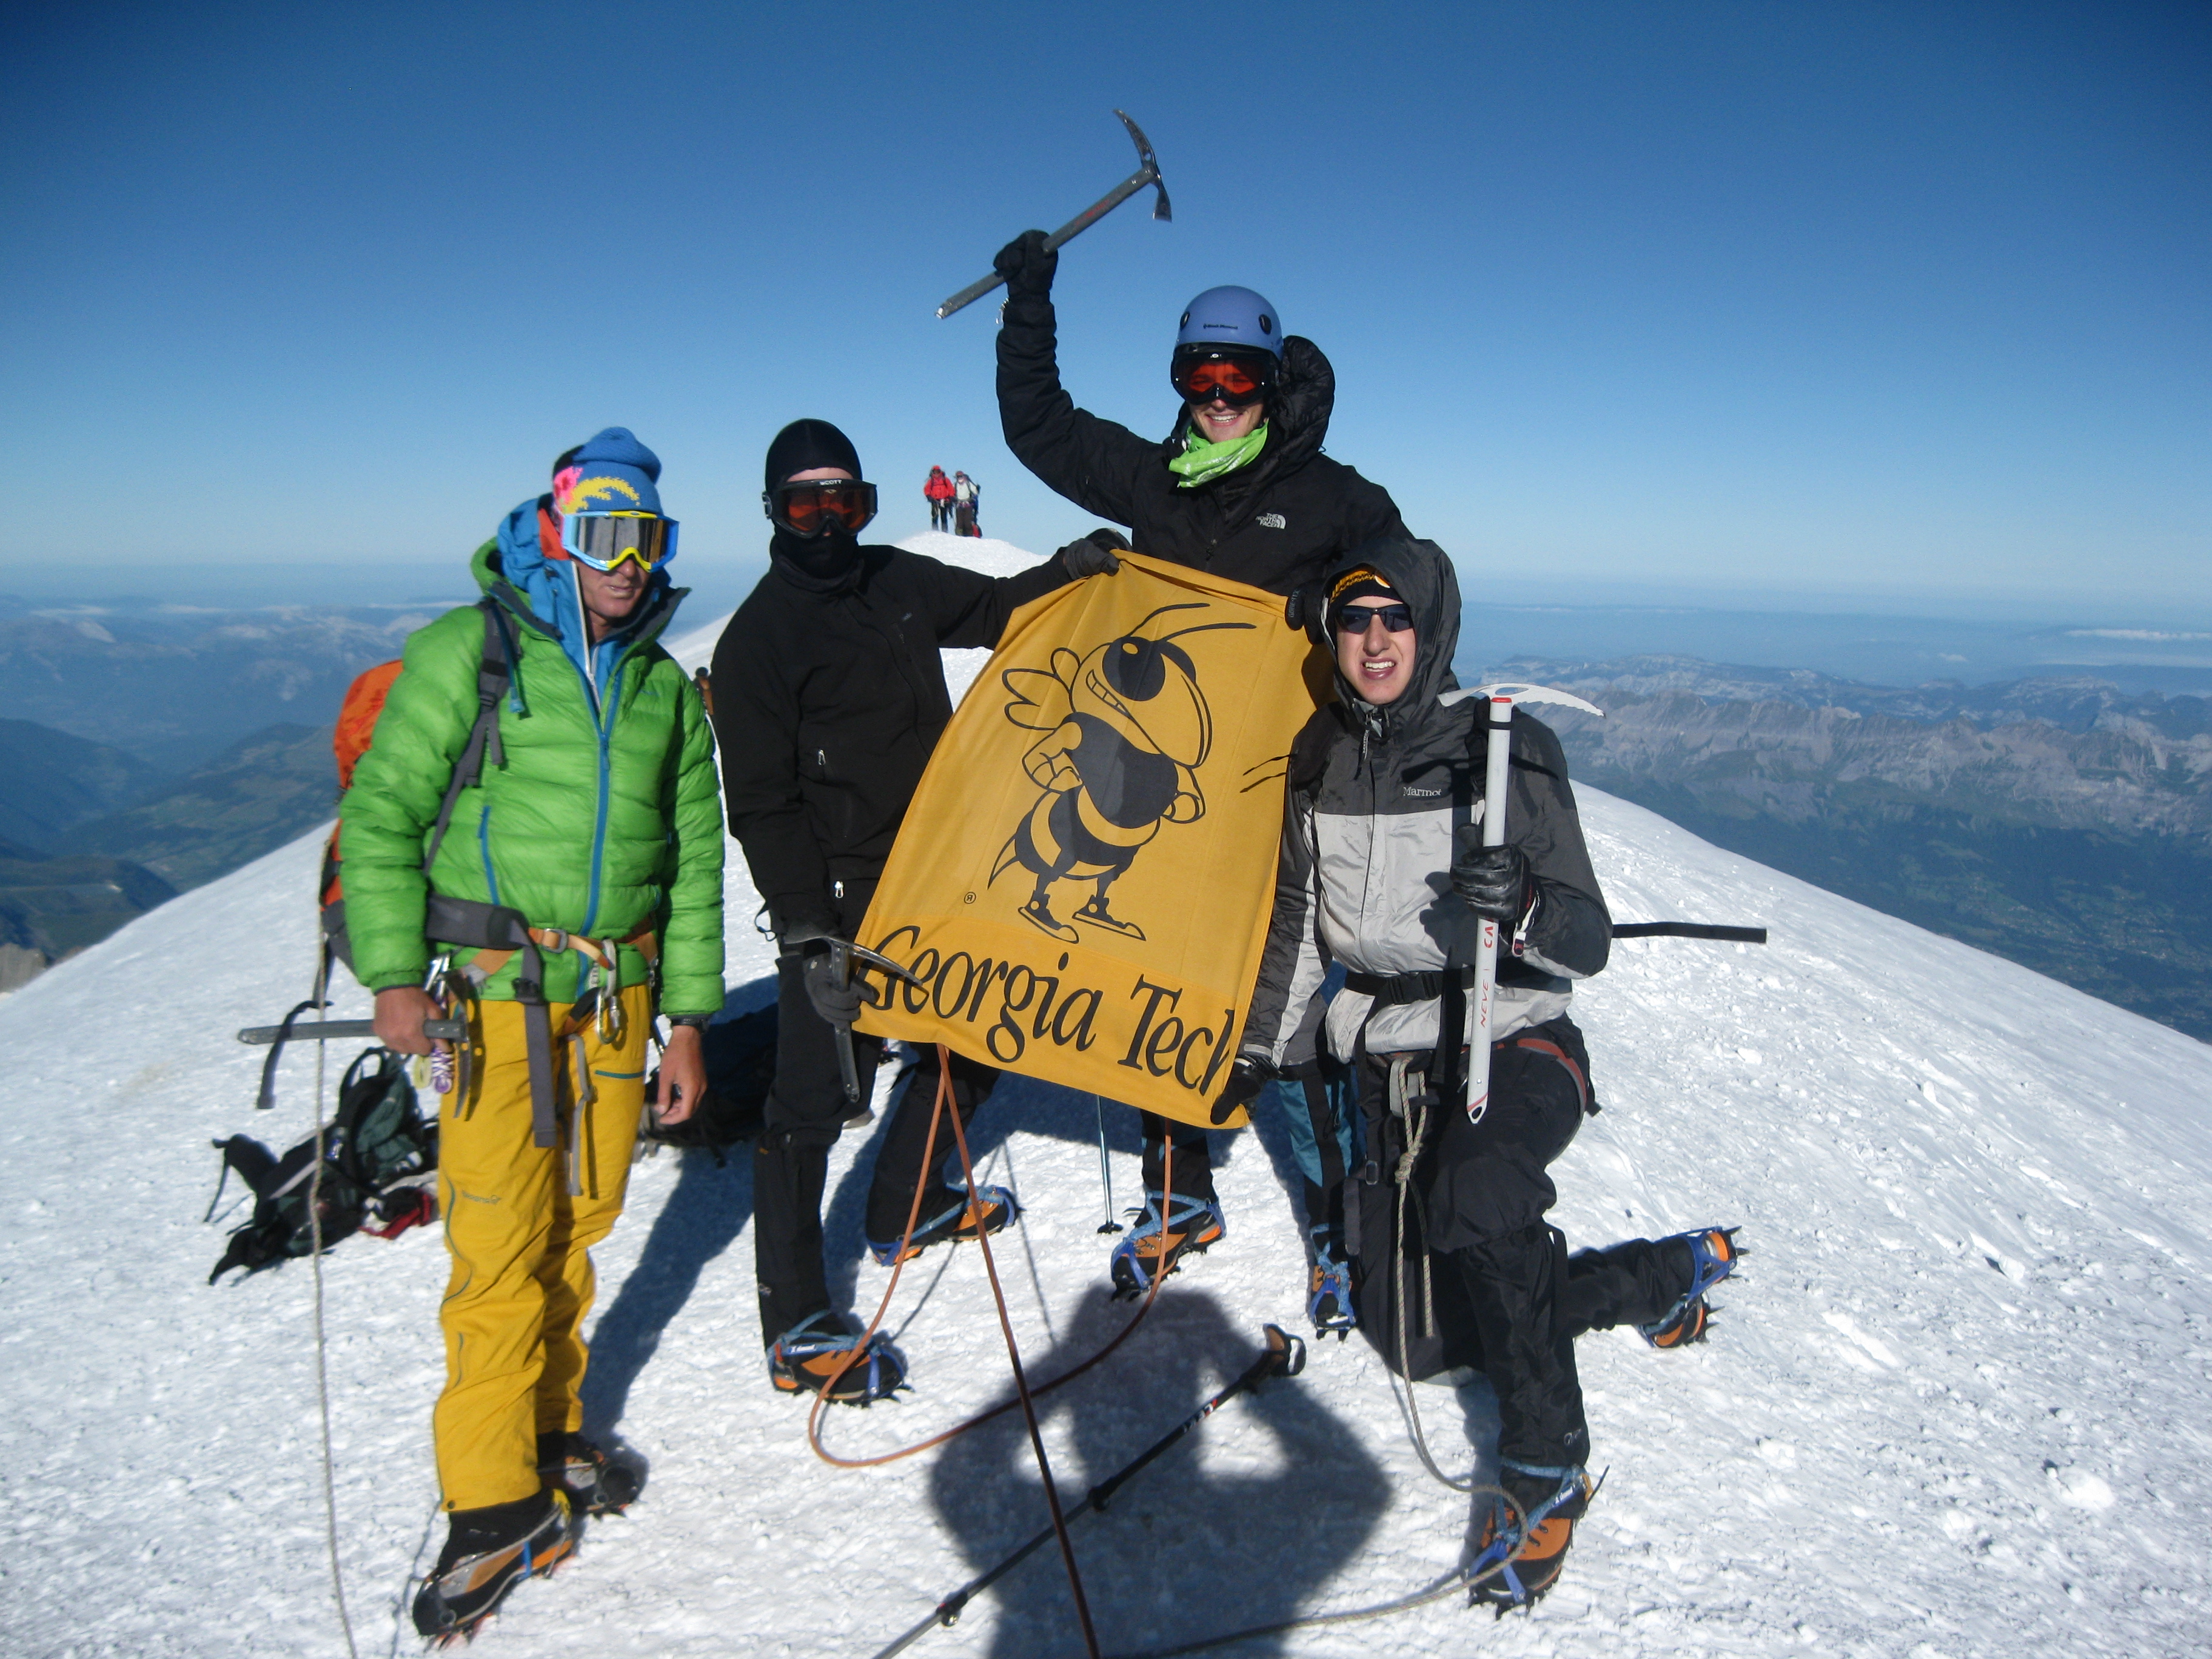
[412,1489,575,1644]
[1638,1227,1741,1349]
[1109,1193,1226,1299]
[1469,1466,1594,1612]
[867,1180,1021,1265]
[767,1310,907,1404]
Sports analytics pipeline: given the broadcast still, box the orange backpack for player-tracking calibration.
[320,602,515,971]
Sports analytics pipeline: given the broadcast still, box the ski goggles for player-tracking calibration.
[561,511,678,572]
[1329,599,1416,636]
[765,478,879,538]
[1170,352,1274,408]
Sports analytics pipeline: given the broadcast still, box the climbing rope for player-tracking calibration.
[301,944,360,1659]
[806,1069,1175,1472]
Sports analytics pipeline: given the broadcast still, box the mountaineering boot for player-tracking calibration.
[412,1489,575,1644]
[1638,1227,1741,1349]
[1468,1464,1594,1612]
[768,1309,907,1404]
[1308,1252,1356,1338]
[537,1431,640,1517]
[1109,1192,1226,1299]
[867,1179,1021,1265]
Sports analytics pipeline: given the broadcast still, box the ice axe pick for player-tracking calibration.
[828,939,929,1106]
[1435,682,1604,1122]
[935,110,1171,319]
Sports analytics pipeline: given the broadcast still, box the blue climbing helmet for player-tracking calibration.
[1174,285,1285,360]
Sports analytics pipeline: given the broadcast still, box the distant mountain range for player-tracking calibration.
[0,597,435,771]
[1495,654,2212,1041]
[0,597,394,986]
[4,596,2206,1045]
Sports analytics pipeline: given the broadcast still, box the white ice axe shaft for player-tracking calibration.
[1437,682,1604,1121]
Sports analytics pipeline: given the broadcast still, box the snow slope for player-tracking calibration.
[3,536,2208,1659]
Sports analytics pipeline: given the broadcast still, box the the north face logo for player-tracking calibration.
[1256,512,1287,530]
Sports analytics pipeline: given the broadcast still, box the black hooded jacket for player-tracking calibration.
[711,538,1070,942]
[1243,537,1611,1067]
[997,289,1406,595]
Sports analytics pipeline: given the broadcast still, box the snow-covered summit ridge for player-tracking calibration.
[1,532,2207,1655]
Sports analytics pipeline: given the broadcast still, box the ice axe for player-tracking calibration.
[1436,682,1605,1122]
[934,110,1171,320]
[828,939,928,1105]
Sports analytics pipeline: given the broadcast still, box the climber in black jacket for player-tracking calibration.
[711,417,1108,1401]
[990,227,1411,1306]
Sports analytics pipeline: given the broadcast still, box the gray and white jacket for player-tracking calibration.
[1244,537,1610,1068]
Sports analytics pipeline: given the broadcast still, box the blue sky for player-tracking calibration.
[2,1,2205,621]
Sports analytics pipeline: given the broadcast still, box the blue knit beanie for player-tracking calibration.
[554,426,663,517]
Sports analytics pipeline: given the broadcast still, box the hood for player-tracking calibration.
[1164,333,1336,491]
[475,497,682,695]
[1320,534,1463,735]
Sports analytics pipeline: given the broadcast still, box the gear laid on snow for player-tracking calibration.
[206,1047,436,1282]
[537,1432,640,1517]
[1638,1225,1741,1349]
[1109,1191,1227,1299]
[768,1309,907,1404]
[412,1488,576,1643]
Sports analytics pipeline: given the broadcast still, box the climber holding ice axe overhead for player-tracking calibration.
[940,109,1415,1317]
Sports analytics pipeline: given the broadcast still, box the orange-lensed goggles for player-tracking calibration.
[764,478,879,538]
[1170,353,1274,407]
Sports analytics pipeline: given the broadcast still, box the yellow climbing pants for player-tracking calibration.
[432,981,653,1512]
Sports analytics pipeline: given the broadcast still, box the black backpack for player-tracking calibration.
[641,1005,777,1164]
[207,1049,439,1284]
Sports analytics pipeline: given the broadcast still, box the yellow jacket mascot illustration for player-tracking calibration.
[994,605,1252,943]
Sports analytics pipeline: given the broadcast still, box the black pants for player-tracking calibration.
[1138,1113,1216,1210]
[1346,1017,1689,1472]
[752,952,999,1346]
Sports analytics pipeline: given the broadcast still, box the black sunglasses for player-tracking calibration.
[1330,600,1415,635]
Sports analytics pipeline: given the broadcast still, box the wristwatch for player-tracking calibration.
[665,1014,712,1031]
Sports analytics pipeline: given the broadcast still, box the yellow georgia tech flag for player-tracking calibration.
[856,552,1330,1128]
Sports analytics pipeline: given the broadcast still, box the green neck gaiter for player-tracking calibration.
[1167,421,1270,488]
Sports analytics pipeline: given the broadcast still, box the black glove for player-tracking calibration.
[1210,1054,1275,1125]
[1450,829,1532,924]
[993,229,1057,300]
[798,940,863,1027]
[1057,528,1126,578]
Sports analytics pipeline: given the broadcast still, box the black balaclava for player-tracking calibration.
[765,418,866,582]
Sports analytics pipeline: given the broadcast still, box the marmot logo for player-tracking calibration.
[1401,783,1444,798]
[1256,512,1287,530]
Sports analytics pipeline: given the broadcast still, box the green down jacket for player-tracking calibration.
[340,541,725,1015]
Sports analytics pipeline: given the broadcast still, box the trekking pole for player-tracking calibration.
[1094,1094,1122,1235]
[936,111,1171,318]
[1434,683,1603,1120]
[865,1325,1307,1659]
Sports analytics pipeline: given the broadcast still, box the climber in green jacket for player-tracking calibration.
[341,427,724,1644]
